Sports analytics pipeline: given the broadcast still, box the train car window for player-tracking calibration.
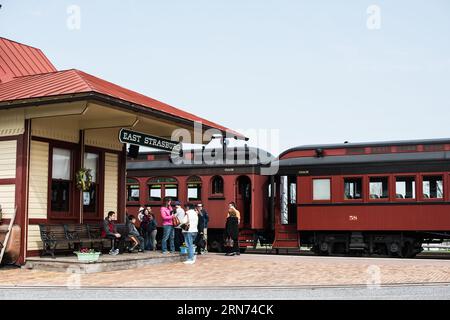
[165,184,178,200]
[149,184,162,201]
[422,176,443,199]
[344,178,362,199]
[313,179,331,201]
[395,177,416,199]
[147,177,178,202]
[126,178,140,202]
[211,176,224,195]
[187,176,202,201]
[369,177,389,199]
[289,182,297,204]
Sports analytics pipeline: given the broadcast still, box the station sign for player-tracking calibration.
[118,128,181,152]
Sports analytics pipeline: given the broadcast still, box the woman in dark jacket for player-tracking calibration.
[224,202,240,256]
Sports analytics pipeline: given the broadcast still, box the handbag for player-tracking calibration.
[224,237,234,248]
[180,212,190,231]
[172,215,180,227]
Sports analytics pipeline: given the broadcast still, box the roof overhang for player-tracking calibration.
[0,92,246,142]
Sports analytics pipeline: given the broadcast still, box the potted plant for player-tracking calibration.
[180,243,188,254]
[74,248,101,262]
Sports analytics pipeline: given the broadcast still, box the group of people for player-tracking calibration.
[101,198,241,262]
[160,198,209,264]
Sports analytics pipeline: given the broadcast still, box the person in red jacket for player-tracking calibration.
[160,197,175,253]
[102,211,121,255]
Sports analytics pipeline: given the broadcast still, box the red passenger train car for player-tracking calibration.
[273,138,450,257]
[126,145,273,251]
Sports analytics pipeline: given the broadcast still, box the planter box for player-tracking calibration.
[74,252,101,262]
[180,246,188,254]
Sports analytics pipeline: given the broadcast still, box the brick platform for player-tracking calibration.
[1,253,450,288]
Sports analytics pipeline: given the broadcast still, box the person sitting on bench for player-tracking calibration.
[127,215,144,252]
[102,211,121,255]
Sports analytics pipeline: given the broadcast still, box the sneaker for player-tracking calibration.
[114,249,119,254]
[162,251,168,254]
[183,260,195,264]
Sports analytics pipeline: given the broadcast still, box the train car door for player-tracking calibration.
[280,175,297,225]
[236,175,252,228]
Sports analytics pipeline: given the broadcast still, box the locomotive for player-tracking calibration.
[127,137,450,258]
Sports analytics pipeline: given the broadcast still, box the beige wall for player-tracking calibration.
[0,140,17,179]
[0,139,17,219]
[31,117,79,143]
[0,109,24,137]
[104,152,119,217]
[0,184,16,219]
[85,128,123,151]
[27,224,41,251]
[28,141,49,220]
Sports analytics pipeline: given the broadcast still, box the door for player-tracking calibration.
[236,176,252,228]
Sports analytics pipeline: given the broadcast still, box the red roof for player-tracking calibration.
[0,38,241,137]
[0,38,56,83]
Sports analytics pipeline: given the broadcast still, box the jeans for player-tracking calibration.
[150,230,157,250]
[183,232,198,261]
[145,229,157,250]
[144,232,152,251]
[162,225,175,253]
[174,227,183,251]
[106,234,120,251]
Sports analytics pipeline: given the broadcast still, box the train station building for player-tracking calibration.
[0,37,239,265]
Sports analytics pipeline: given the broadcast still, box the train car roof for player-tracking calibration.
[276,150,450,168]
[280,137,450,158]
[127,146,275,170]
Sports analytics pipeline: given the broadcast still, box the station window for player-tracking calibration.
[148,177,178,202]
[422,176,443,199]
[344,178,362,199]
[395,177,416,199]
[313,178,331,201]
[126,178,140,202]
[83,152,99,213]
[187,176,202,201]
[51,148,72,213]
[369,177,389,199]
[211,176,224,195]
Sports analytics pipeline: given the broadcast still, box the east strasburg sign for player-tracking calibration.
[118,128,180,152]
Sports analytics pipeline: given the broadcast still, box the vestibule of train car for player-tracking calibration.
[236,175,252,228]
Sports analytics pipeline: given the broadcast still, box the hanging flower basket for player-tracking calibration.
[75,168,93,191]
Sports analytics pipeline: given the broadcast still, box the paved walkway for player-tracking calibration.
[2,253,450,288]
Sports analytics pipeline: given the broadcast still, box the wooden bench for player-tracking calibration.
[64,224,106,251]
[39,224,78,258]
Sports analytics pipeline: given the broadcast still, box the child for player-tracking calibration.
[127,215,145,252]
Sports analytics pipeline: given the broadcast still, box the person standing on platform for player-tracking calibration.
[197,204,209,252]
[182,203,199,264]
[173,201,186,251]
[147,211,158,251]
[224,202,240,256]
[160,198,174,254]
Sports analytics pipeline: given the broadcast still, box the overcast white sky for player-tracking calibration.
[1,0,450,155]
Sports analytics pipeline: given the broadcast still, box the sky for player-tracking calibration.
[1,0,450,155]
